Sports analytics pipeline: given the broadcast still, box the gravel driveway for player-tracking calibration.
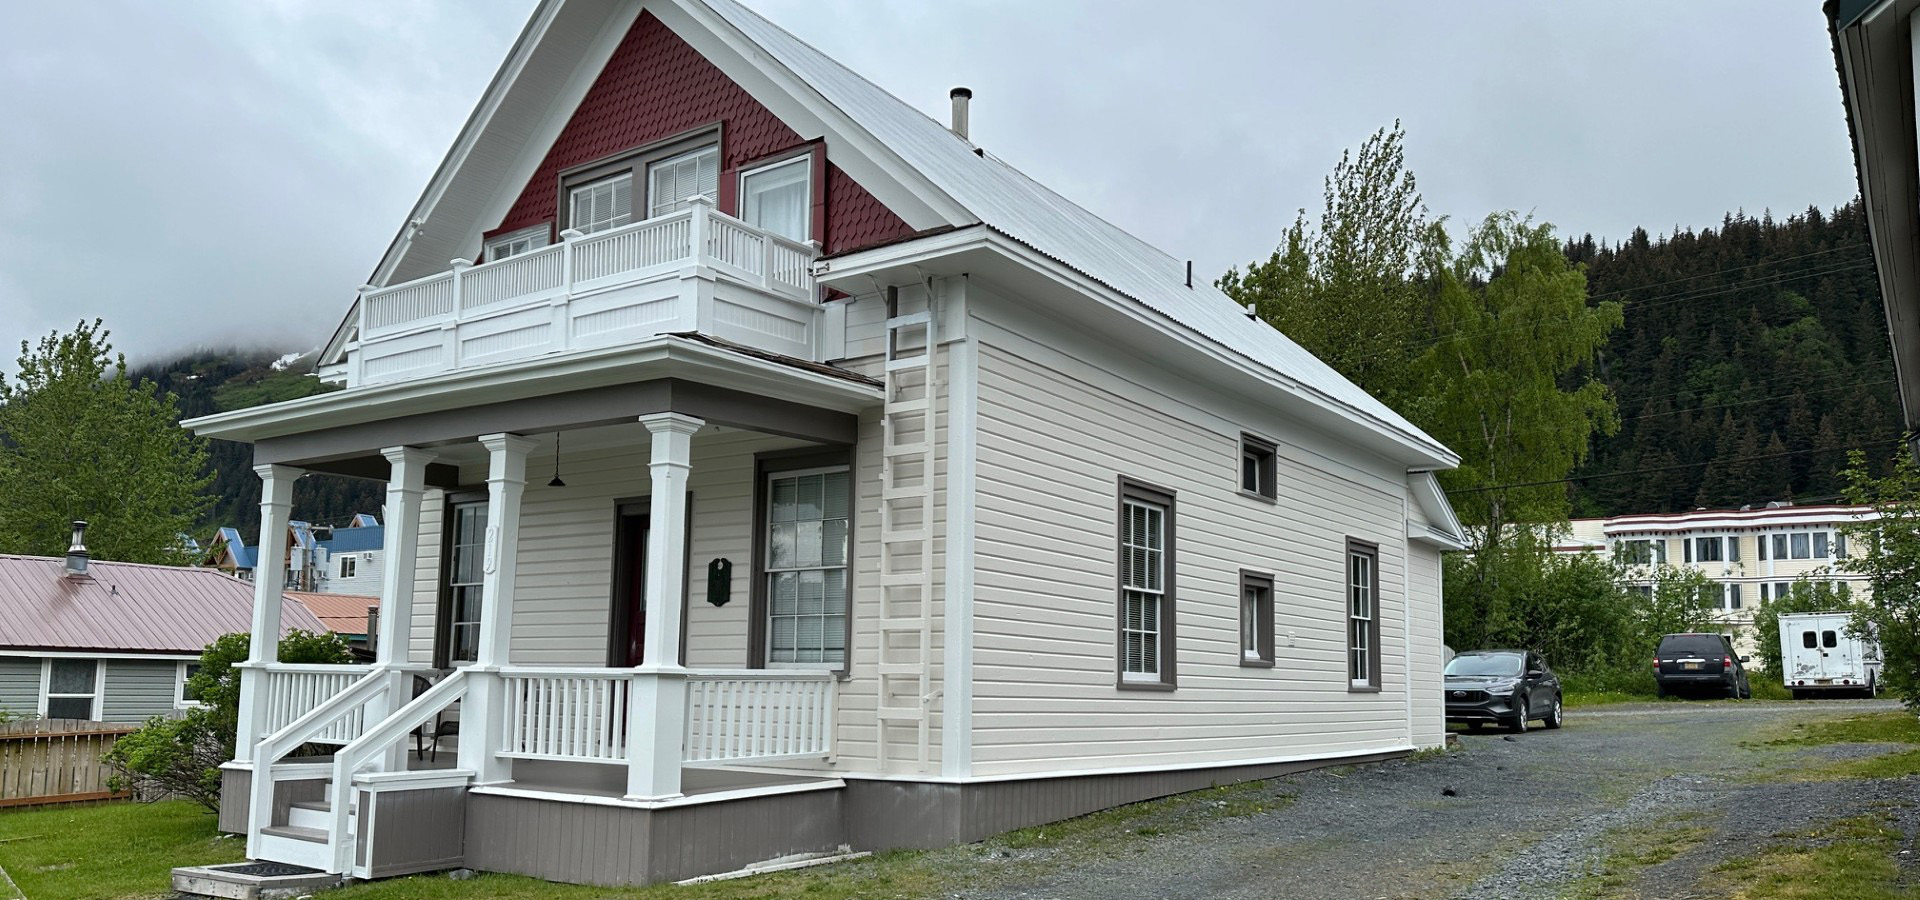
[948,699,1914,900]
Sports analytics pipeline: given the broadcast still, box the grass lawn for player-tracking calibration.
[1712,815,1917,900]
[0,801,242,900]
[1752,711,1920,780]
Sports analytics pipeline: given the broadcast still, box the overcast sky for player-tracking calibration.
[0,1,1857,370]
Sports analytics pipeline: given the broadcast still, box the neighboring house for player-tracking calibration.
[182,0,1464,885]
[311,519,385,596]
[1556,504,1874,659]
[1832,2,1920,440]
[0,552,326,724]
[200,527,258,582]
[285,592,381,658]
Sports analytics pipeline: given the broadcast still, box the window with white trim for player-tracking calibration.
[484,224,549,260]
[765,467,850,666]
[1118,479,1176,687]
[1692,536,1724,563]
[338,555,356,579]
[646,145,720,219]
[445,501,488,664]
[740,155,811,242]
[1615,538,1665,565]
[1348,542,1379,690]
[569,173,634,235]
[44,659,99,720]
[176,662,204,709]
[1769,530,1837,561]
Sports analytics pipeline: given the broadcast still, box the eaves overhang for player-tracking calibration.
[186,335,884,446]
[818,228,1462,472]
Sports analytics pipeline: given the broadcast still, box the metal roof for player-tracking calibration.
[701,0,1453,464]
[319,526,386,555]
[285,592,380,637]
[0,555,327,655]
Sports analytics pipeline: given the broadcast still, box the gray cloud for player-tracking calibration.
[0,1,1856,372]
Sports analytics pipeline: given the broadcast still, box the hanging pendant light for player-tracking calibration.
[548,433,567,488]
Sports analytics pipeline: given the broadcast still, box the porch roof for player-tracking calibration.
[184,334,882,456]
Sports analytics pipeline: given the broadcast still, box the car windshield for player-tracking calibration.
[1445,654,1522,677]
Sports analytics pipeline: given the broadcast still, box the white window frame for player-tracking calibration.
[338,555,356,580]
[484,224,550,261]
[175,661,204,709]
[763,464,852,670]
[1694,536,1724,563]
[1120,498,1168,683]
[569,172,635,235]
[646,145,720,219]
[1349,546,1376,689]
[39,658,102,721]
[738,154,813,242]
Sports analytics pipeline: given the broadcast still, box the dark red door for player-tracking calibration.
[622,516,649,666]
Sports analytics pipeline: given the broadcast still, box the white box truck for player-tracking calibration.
[1779,611,1881,699]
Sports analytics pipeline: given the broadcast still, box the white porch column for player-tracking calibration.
[234,464,298,764]
[625,412,702,800]
[460,433,537,784]
[372,447,435,770]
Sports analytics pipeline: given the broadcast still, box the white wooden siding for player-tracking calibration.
[967,286,1428,777]
[1406,543,1445,748]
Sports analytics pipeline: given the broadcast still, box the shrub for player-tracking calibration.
[1750,579,1858,680]
[105,630,353,811]
[1839,450,1920,714]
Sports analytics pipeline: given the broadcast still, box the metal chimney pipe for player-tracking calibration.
[64,520,89,577]
[950,87,972,140]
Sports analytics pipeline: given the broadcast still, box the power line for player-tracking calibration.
[1441,437,1907,496]
[1580,242,1871,303]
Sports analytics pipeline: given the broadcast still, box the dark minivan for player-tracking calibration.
[1654,632,1751,699]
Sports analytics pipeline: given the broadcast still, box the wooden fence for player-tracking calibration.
[0,719,136,807]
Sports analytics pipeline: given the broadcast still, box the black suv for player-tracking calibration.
[1654,632,1751,699]
[1444,650,1563,733]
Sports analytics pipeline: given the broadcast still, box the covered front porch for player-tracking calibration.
[193,335,884,879]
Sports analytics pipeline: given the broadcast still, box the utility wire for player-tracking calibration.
[1580,242,1871,302]
[1442,437,1906,496]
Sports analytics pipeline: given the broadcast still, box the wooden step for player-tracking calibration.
[260,824,328,844]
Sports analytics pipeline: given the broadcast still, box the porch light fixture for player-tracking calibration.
[548,434,566,488]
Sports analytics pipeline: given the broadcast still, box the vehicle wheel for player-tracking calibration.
[1790,688,1805,701]
[1739,679,1752,700]
[1508,697,1530,734]
[1464,721,1482,733]
[1542,694,1564,729]
[1655,683,1668,699]
[1726,681,1740,700]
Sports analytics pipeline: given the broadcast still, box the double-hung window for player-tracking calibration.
[1348,541,1380,691]
[765,467,851,667]
[441,500,489,665]
[43,659,99,720]
[570,173,634,235]
[740,155,811,242]
[1240,570,1275,666]
[1118,479,1176,688]
[647,146,720,219]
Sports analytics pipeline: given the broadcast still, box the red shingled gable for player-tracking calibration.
[485,10,914,256]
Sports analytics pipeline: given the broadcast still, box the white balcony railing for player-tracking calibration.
[348,196,820,387]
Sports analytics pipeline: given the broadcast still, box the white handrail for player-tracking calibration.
[246,668,390,861]
[324,670,470,875]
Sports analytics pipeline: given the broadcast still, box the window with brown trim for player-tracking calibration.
[1240,570,1275,667]
[433,492,488,668]
[1117,478,1177,690]
[750,448,854,672]
[1240,433,1277,501]
[1347,539,1381,691]
[556,128,720,235]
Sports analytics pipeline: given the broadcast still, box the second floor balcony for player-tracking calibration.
[339,197,820,388]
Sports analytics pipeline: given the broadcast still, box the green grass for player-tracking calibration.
[0,800,243,900]
[332,851,956,900]
[1563,689,1660,707]
[1759,712,1920,748]
[1711,815,1917,899]
[1557,819,1711,900]
[992,778,1293,850]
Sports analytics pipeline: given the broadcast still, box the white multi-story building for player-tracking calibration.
[1561,504,1874,659]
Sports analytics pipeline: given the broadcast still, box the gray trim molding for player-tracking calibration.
[749,447,856,672]
[1116,476,1178,692]
[1346,537,1383,693]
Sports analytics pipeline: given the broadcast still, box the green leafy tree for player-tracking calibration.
[1750,578,1857,679]
[0,320,212,562]
[105,630,352,810]
[1218,122,1442,413]
[1838,449,1920,713]
[1643,564,1720,641]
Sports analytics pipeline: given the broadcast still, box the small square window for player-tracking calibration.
[1239,434,1277,501]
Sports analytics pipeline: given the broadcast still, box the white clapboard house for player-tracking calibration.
[183,0,1464,885]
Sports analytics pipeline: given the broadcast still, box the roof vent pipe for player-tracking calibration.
[950,87,972,140]
[64,520,89,578]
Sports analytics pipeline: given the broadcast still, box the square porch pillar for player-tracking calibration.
[234,464,298,764]
[372,446,435,770]
[625,412,703,800]
[460,433,538,784]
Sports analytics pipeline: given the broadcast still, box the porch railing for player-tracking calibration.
[258,664,375,745]
[494,667,836,767]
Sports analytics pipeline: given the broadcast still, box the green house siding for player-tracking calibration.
[100,660,183,724]
[0,656,38,717]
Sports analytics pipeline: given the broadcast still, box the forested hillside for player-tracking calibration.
[133,350,383,537]
[1565,200,1901,516]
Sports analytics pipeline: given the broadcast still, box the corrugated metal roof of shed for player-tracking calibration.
[285,592,380,637]
[0,555,326,655]
[698,0,1454,464]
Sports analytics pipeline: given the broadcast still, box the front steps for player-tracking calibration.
[171,862,341,900]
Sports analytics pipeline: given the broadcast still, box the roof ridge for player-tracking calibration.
[0,554,246,576]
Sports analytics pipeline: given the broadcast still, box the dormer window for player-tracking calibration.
[570,173,634,234]
[740,155,811,241]
[646,145,719,218]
